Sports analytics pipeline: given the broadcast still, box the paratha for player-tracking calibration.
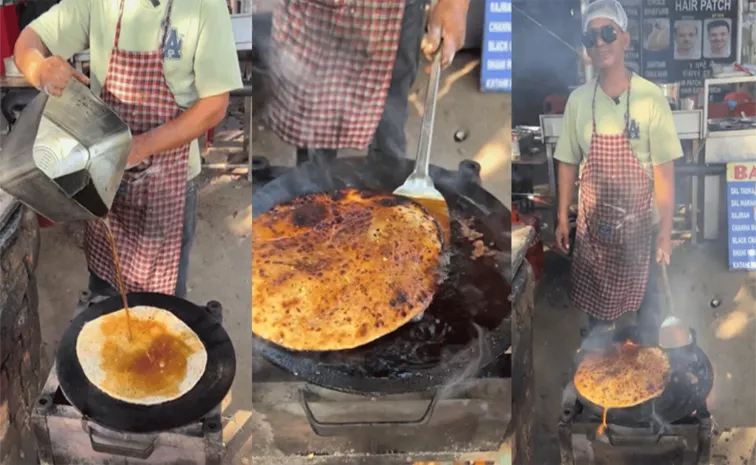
[76,306,207,405]
[574,344,670,409]
[252,188,444,351]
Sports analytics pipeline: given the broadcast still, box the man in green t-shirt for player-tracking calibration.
[553,0,683,341]
[13,0,242,298]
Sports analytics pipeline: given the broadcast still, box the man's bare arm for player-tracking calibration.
[14,28,89,95]
[653,161,675,259]
[14,28,50,89]
[558,162,579,224]
[129,94,229,164]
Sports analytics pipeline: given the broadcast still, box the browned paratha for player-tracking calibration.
[574,344,670,409]
[252,189,443,351]
[575,343,670,434]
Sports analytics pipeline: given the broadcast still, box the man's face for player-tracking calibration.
[675,23,696,54]
[709,25,729,53]
[586,18,628,70]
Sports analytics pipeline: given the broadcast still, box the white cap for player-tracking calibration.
[582,0,628,33]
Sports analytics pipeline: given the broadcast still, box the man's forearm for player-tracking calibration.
[136,94,229,157]
[558,162,578,224]
[653,162,675,237]
[14,28,51,89]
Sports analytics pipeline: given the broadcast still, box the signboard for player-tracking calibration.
[481,0,512,92]
[619,0,739,98]
[726,162,756,271]
[623,0,643,74]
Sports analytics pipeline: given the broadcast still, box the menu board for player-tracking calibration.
[726,162,756,271]
[620,0,739,98]
[481,0,512,92]
[623,0,643,74]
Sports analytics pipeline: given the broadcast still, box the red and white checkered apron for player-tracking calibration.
[83,0,189,295]
[570,80,654,321]
[265,0,405,149]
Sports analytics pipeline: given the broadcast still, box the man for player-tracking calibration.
[706,19,730,58]
[265,0,469,165]
[674,22,699,59]
[554,0,682,342]
[14,0,242,298]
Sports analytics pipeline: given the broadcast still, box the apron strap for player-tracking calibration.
[112,0,177,50]
[591,72,633,134]
[113,0,127,47]
[159,0,176,54]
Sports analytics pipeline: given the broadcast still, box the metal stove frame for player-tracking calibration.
[31,291,225,465]
[558,382,713,465]
[250,257,535,465]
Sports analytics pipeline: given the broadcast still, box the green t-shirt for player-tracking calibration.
[30,0,244,181]
[554,74,684,223]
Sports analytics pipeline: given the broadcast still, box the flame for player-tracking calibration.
[597,407,608,435]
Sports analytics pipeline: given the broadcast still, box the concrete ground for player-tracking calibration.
[532,240,756,464]
[32,50,510,464]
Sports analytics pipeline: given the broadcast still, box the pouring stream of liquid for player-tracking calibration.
[101,218,133,340]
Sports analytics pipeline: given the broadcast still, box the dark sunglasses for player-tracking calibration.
[582,25,618,48]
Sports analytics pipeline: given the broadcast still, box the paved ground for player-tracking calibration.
[32,50,510,464]
[531,240,756,464]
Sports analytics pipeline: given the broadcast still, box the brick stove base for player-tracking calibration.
[0,205,42,465]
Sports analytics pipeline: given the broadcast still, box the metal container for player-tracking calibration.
[658,82,681,109]
[0,79,131,223]
[680,97,696,110]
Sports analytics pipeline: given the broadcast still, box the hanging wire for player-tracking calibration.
[512,3,584,57]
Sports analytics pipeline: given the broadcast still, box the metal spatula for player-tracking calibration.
[393,45,450,244]
[658,262,693,348]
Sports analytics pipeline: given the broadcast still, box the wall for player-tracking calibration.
[0,204,42,465]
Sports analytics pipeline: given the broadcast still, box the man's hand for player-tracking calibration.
[36,56,89,97]
[655,233,671,265]
[555,219,571,253]
[422,0,469,68]
[125,134,151,169]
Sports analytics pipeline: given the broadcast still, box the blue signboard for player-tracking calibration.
[726,162,756,271]
[481,0,511,92]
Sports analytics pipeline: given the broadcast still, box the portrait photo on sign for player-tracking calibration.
[643,18,670,51]
[674,20,702,60]
[628,18,640,43]
[703,18,732,59]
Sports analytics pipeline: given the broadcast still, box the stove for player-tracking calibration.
[250,158,536,465]
[558,345,714,465]
[31,290,225,465]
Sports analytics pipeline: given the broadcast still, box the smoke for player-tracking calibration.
[435,322,491,399]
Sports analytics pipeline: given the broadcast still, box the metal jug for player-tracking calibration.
[0,79,131,223]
